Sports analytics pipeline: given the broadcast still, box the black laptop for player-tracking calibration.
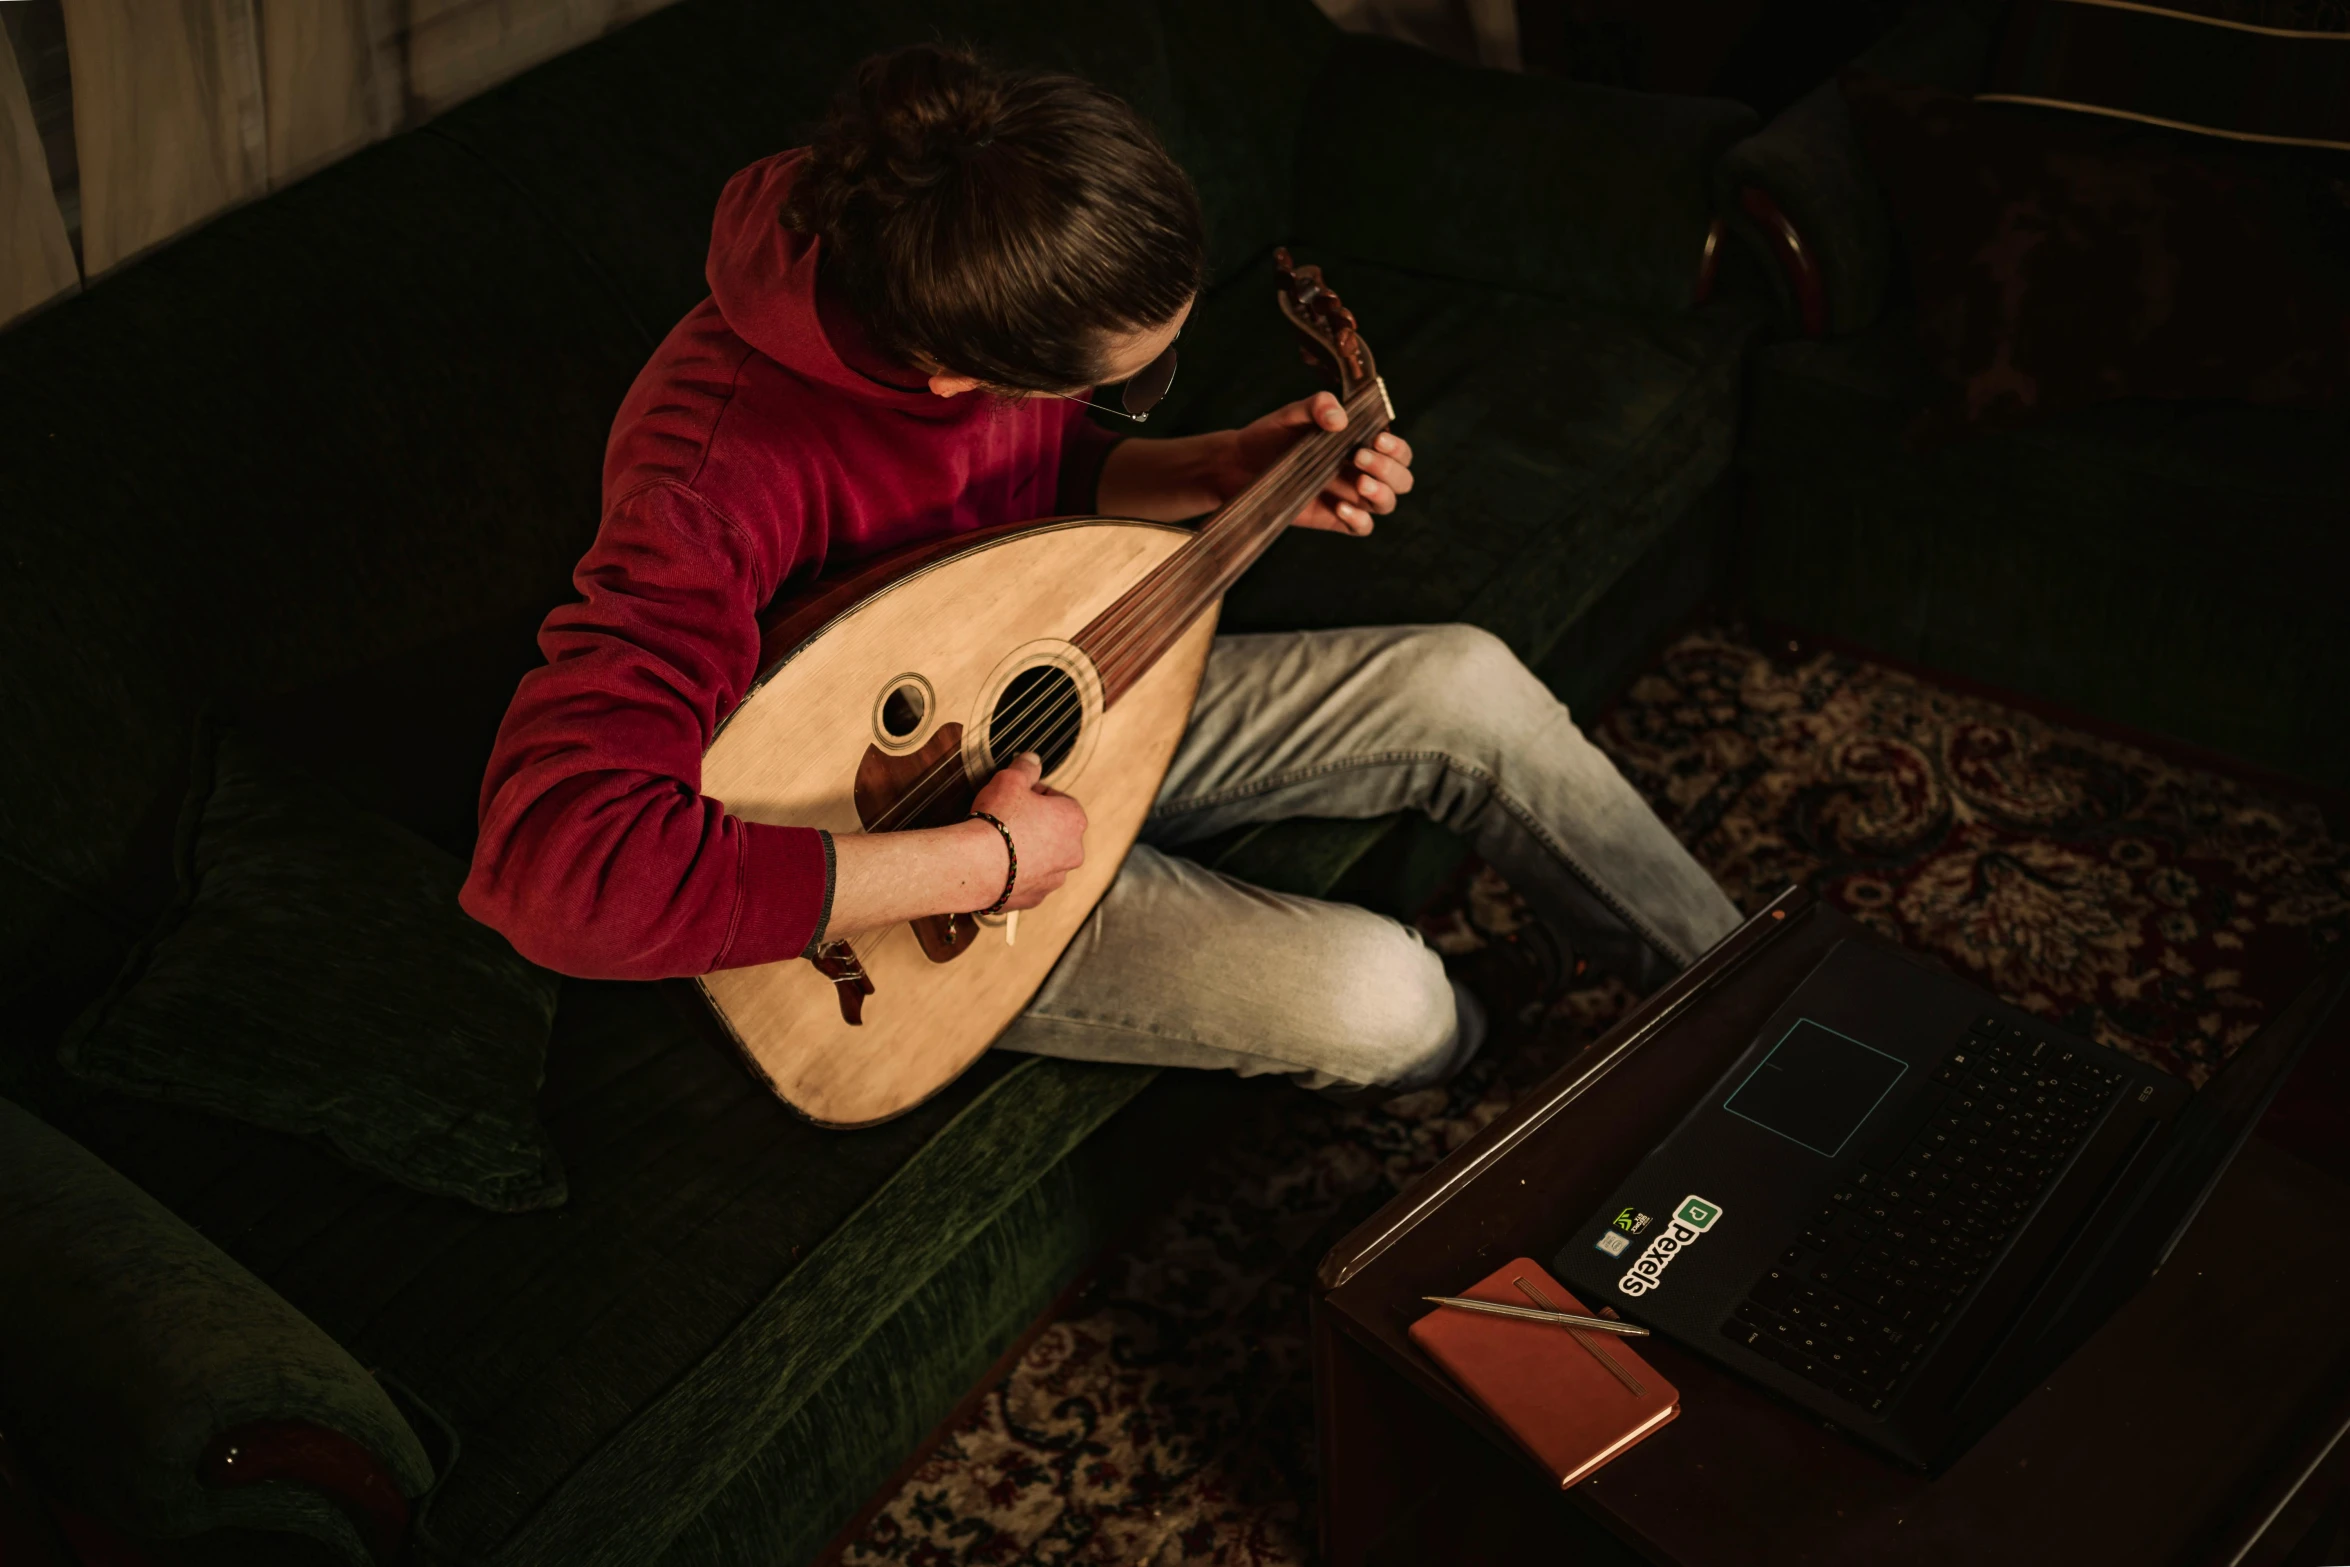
[1554,931,2347,1471]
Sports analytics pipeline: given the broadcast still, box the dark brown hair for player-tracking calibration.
[783,43,1206,392]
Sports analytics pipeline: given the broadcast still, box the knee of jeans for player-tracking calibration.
[1397,625,1557,743]
[1314,929,1460,1089]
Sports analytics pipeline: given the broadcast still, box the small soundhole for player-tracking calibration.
[879,681,927,740]
[989,665,1082,776]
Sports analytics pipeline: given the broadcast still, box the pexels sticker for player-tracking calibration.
[1616,1194,1723,1297]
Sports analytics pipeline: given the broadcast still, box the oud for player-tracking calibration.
[697,251,1392,1126]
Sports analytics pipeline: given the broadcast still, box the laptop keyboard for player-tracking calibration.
[1718,1015,2129,1415]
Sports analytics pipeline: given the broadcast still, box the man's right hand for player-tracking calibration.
[813,752,1090,940]
[971,751,1088,911]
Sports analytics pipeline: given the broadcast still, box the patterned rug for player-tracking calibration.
[838,626,2348,1567]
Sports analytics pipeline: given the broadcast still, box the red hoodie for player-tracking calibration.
[461,151,1121,979]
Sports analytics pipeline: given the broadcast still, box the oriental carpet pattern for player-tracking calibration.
[839,626,2347,1567]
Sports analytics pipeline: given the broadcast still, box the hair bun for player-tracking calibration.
[846,44,1008,199]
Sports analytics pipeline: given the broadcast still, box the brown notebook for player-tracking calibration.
[1408,1256,1680,1489]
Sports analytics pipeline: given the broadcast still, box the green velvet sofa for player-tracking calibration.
[0,2,1758,1562]
[1717,0,2350,790]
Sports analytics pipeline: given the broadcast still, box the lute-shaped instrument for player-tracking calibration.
[697,251,1392,1125]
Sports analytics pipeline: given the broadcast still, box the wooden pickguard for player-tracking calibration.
[854,723,977,963]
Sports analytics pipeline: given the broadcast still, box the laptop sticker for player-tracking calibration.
[1613,1207,1653,1235]
[1617,1193,1723,1298]
[1593,1230,1630,1257]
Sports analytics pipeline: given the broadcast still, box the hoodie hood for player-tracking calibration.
[704,150,940,412]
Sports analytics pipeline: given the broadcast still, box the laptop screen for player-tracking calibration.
[1723,1018,1909,1160]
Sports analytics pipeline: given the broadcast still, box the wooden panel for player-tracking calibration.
[698,519,1215,1128]
[62,0,266,274]
[403,0,679,118]
[0,24,77,327]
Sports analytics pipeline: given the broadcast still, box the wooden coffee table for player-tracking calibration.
[1313,886,2350,1567]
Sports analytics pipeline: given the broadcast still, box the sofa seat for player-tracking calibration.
[47,985,1194,1567]
[1739,309,2350,787]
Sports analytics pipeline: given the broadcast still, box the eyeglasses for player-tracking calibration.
[1050,338,1178,424]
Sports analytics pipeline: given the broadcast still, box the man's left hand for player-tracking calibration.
[1096,390,1415,530]
[1216,391,1414,536]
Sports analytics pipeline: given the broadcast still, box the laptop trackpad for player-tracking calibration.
[1724,1019,1910,1159]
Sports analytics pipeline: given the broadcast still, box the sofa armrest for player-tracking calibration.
[1293,35,1756,315]
[1716,1,1996,337]
[0,1096,434,1564]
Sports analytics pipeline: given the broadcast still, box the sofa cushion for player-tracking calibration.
[1166,250,1756,670]
[60,728,565,1214]
[1740,311,2350,786]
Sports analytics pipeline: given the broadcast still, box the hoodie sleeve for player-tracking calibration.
[461,481,830,979]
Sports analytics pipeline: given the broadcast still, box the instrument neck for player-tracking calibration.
[1075,378,1391,705]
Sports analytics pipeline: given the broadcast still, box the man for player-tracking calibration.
[462,43,1740,1096]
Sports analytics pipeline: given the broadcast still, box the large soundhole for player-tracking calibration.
[988,665,1083,776]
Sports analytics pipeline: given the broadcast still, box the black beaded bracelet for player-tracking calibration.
[970,810,1017,916]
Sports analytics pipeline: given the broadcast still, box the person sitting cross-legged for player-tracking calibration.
[460,43,1743,1098]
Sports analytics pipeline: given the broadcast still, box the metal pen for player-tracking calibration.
[1422,1296,1652,1337]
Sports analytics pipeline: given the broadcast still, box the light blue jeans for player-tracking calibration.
[997,625,1742,1093]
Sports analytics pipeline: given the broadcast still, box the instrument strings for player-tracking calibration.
[1089,387,1389,695]
[858,381,1392,840]
[870,390,1386,834]
[890,383,1384,830]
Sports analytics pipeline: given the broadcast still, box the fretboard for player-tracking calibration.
[1075,377,1392,705]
